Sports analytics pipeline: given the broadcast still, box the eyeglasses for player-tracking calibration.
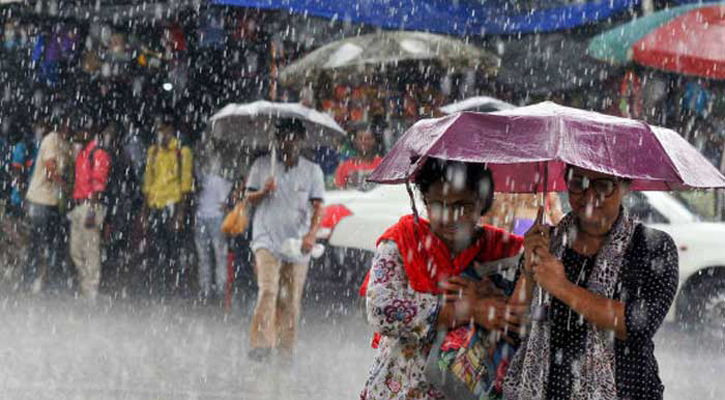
[566,175,619,198]
[426,199,477,218]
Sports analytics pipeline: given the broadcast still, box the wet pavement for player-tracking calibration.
[0,291,722,400]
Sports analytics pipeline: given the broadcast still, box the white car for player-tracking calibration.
[320,185,725,338]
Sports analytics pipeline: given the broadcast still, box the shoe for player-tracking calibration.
[248,348,272,362]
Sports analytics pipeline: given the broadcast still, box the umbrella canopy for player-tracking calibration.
[587,3,725,79]
[368,102,725,192]
[278,31,500,88]
[439,96,516,114]
[209,100,346,150]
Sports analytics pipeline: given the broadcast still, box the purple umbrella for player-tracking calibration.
[368,102,725,192]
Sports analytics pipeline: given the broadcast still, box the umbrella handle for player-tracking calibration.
[270,145,277,178]
[536,162,549,225]
[535,162,550,312]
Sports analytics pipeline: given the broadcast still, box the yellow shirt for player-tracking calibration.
[142,138,193,209]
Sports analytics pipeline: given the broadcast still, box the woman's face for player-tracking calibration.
[567,166,628,236]
[424,180,485,252]
[354,130,377,156]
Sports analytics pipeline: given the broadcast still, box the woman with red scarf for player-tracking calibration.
[359,157,525,400]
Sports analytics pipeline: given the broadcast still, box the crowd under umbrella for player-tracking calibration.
[277,30,500,89]
[587,2,725,80]
[367,101,725,318]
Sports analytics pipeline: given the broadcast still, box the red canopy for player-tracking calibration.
[633,5,725,79]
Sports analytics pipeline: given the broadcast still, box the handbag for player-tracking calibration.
[424,258,520,400]
[425,325,515,400]
[221,201,249,236]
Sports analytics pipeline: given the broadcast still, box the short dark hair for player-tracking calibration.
[275,118,306,139]
[155,113,178,129]
[414,157,495,215]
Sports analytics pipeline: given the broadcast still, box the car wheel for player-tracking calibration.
[679,275,725,341]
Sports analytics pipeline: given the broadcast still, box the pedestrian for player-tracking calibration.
[194,152,233,301]
[141,114,194,297]
[6,118,33,216]
[97,121,142,295]
[334,123,383,190]
[358,157,524,400]
[503,166,679,400]
[245,118,325,362]
[23,108,72,293]
[67,111,111,301]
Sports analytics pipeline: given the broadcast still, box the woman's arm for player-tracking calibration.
[532,246,628,339]
[550,278,627,340]
[533,228,679,342]
[366,241,445,343]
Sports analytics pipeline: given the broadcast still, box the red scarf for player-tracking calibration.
[359,215,523,347]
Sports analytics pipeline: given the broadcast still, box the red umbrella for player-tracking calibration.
[632,5,725,79]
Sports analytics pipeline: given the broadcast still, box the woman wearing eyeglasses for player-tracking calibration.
[503,166,679,400]
[359,157,525,400]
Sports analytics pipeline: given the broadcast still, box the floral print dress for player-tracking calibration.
[360,240,446,400]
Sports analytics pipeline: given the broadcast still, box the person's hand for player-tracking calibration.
[472,298,529,334]
[301,232,316,254]
[84,210,96,229]
[440,276,504,302]
[523,207,552,278]
[437,298,473,330]
[263,177,277,195]
[103,222,113,242]
[532,247,570,297]
[172,210,185,232]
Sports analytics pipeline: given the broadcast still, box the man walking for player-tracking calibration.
[245,118,325,361]
[68,112,111,301]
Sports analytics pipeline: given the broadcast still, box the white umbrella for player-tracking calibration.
[439,96,516,114]
[279,31,500,87]
[208,101,347,176]
[209,100,345,147]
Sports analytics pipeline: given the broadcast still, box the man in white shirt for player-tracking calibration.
[245,119,325,361]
